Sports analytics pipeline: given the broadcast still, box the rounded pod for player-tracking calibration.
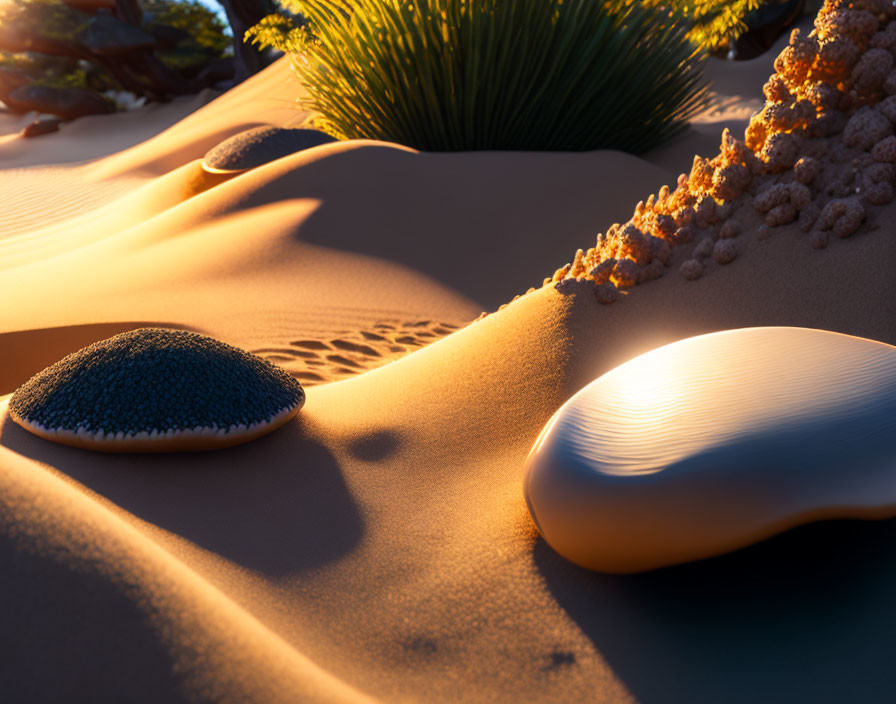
[524,327,896,573]
[8,328,305,452]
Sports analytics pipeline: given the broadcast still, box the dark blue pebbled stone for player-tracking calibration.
[9,328,305,436]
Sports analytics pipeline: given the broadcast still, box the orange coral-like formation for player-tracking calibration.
[546,0,896,302]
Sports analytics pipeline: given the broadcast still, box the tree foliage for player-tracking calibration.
[246,0,708,152]
[0,0,230,92]
[143,0,232,43]
[0,0,88,41]
[613,0,769,52]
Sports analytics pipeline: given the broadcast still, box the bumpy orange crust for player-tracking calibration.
[542,0,896,301]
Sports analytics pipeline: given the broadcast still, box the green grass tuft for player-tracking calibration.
[247,0,709,153]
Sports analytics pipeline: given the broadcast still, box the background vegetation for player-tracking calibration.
[140,0,232,70]
[615,0,768,53]
[0,0,232,93]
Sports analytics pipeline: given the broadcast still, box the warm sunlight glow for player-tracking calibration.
[601,344,685,412]
[554,328,896,477]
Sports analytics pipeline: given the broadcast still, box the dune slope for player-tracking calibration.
[4,229,896,701]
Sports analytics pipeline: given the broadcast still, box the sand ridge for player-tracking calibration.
[0,441,371,703]
[0,56,307,246]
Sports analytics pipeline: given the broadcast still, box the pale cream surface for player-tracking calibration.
[525,327,896,573]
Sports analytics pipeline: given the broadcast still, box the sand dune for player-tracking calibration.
[3,262,896,700]
[0,161,234,266]
[0,443,370,703]
[0,166,148,241]
[0,57,306,242]
[0,138,678,380]
[4,10,895,702]
[0,198,480,389]
[0,90,220,166]
[0,58,305,172]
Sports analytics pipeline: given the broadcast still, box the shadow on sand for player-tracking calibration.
[0,413,364,578]
[535,518,896,703]
[0,538,190,702]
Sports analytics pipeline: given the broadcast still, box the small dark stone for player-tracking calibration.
[5,85,113,120]
[20,118,62,138]
[9,328,305,440]
[203,126,338,173]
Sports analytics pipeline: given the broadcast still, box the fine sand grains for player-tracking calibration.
[250,320,464,384]
[0,168,147,240]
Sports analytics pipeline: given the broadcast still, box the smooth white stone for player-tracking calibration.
[524,327,896,573]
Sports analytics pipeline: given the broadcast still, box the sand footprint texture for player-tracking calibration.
[3,10,896,704]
